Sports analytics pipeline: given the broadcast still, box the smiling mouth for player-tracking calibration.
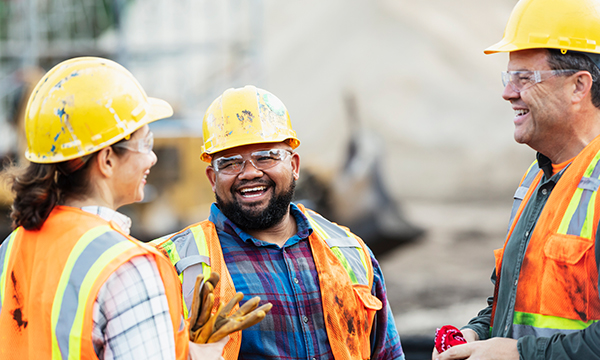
[239,186,268,198]
[515,109,529,117]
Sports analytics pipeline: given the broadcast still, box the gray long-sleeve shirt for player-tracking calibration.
[463,153,600,360]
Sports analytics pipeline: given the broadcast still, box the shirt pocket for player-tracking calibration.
[352,284,383,359]
[540,234,593,319]
[544,234,593,264]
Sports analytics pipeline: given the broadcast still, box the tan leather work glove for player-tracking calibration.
[188,272,273,344]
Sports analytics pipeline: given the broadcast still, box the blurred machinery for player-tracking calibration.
[0,0,423,253]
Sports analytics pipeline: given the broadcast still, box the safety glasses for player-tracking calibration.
[501,69,579,93]
[112,132,154,154]
[212,149,292,175]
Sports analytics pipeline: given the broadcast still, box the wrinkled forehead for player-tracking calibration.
[507,49,551,71]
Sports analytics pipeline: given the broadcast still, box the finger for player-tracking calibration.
[436,343,471,360]
[431,347,440,360]
[194,293,214,331]
[188,274,204,337]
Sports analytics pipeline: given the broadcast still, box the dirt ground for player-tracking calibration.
[378,199,513,337]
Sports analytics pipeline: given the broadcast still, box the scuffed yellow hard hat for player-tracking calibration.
[24,57,173,163]
[485,0,600,55]
[200,85,300,162]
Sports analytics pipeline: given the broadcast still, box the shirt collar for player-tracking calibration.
[208,202,313,247]
[80,206,132,235]
[537,152,572,180]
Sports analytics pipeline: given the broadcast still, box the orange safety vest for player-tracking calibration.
[154,204,382,360]
[0,206,189,359]
[492,136,600,338]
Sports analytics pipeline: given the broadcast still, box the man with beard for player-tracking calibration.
[153,86,404,360]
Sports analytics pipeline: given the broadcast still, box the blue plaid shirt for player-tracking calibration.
[209,203,404,360]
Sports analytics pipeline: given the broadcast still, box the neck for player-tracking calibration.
[62,184,117,210]
[245,211,297,247]
[539,110,600,164]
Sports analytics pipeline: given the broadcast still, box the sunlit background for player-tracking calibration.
[0,0,531,357]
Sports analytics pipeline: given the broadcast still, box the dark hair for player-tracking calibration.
[5,142,129,230]
[547,49,600,109]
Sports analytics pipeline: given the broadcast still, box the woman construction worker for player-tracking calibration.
[0,57,269,359]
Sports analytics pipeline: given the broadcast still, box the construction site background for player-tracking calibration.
[0,0,531,357]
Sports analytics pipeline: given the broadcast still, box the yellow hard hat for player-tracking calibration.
[200,85,300,162]
[485,0,600,55]
[24,57,173,163]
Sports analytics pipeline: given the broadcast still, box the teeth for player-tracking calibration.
[515,109,529,116]
[240,186,266,193]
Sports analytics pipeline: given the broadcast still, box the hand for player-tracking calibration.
[188,335,229,360]
[460,329,479,342]
[434,337,519,360]
[431,327,479,359]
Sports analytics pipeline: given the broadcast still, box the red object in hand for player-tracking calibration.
[435,325,467,353]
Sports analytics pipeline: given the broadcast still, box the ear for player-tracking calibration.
[571,71,594,104]
[205,165,217,192]
[95,146,117,178]
[290,152,300,180]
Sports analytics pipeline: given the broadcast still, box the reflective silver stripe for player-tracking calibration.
[308,211,352,239]
[171,228,202,259]
[55,229,130,359]
[514,186,529,200]
[339,246,368,285]
[507,163,540,233]
[306,210,369,286]
[175,255,211,274]
[325,237,360,248]
[512,323,580,338]
[566,160,600,236]
[0,230,18,312]
[579,177,600,191]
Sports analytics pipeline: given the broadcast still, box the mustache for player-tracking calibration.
[232,178,275,192]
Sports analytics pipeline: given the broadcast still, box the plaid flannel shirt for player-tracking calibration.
[209,203,404,360]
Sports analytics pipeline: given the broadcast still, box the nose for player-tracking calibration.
[237,159,263,180]
[502,82,519,102]
[149,150,158,167]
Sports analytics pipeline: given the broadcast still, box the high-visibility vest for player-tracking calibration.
[492,136,600,338]
[0,206,189,360]
[153,204,382,360]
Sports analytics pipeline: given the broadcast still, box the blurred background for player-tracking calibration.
[0,0,534,358]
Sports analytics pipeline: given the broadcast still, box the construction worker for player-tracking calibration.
[153,85,404,359]
[0,57,266,359]
[434,0,600,359]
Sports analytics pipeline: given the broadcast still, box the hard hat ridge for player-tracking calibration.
[24,57,173,164]
[485,0,600,56]
[200,85,300,163]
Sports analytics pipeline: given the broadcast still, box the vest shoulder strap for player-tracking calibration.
[303,208,373,287]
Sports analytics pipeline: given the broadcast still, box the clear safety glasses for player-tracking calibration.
[112,132,154,154]
[501,69,579,93]
[212,149,292,175]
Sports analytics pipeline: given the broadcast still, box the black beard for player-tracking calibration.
[216,177,296,231]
